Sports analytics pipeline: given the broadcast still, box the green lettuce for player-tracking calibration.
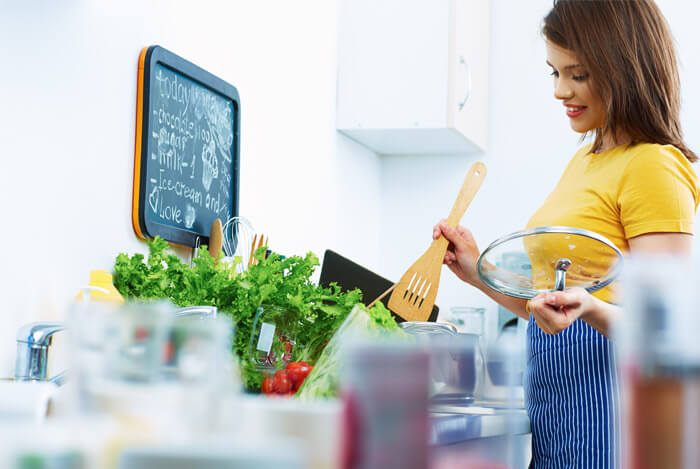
[113,236,364,391]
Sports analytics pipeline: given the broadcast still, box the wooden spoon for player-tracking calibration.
[208,218,223,261]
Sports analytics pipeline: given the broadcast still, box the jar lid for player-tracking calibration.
[476,226,623,299]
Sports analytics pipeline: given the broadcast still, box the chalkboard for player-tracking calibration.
[132,45,240,248]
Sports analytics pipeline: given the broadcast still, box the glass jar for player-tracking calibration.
[103,300,173,383]
[399,321,484,404]
[449,306,485,336]
[248,305,297,372]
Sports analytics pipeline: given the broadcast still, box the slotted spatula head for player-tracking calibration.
[388,244,445,321]
[388,162,487,321]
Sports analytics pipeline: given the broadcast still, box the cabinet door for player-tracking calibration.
[337,0,450,130]
[336,0,489,154]
[448,0,489,152]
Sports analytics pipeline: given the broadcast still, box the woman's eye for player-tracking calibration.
[550,70,559,78]
[572,73,589,81]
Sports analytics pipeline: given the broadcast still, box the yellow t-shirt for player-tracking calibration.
[526,143,699,302]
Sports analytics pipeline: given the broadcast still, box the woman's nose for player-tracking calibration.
[554,79,574,100]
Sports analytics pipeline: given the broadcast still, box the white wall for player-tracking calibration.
[0,0,381,376]
[378,0,700,338]
[2,0,698,376]
[658,0,700,151]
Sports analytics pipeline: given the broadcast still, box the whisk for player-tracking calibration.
[222,216,256,273]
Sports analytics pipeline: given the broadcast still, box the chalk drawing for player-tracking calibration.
[184,204,196,229]
[201,138,218,192]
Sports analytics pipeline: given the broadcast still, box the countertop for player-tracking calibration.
[429,402,531,446]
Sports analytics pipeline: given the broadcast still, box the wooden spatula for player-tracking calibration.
[387,162,487,321]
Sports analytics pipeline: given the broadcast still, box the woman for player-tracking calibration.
[434,1,698,467]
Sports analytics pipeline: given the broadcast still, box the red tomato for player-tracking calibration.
[287,361,310,370]
[272,370,291,393]
[274,377,292,393]
[286,362,312,389]
[261,378,274,395]
[299,365,313,379]
[287,368,304,389]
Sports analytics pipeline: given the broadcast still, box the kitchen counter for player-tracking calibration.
[430,405,530,445]
[430,402,531,467]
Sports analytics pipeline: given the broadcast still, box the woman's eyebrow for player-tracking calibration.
[546,60,584,70]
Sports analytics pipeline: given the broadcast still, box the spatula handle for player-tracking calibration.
[368,284,395,309]
[446,162,487,228]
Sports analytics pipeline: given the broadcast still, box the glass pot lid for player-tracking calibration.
[476,226,623,299]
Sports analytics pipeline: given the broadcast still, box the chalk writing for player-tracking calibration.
[145,63,235,235]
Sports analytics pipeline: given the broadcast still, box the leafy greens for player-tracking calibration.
[113,237,364,391]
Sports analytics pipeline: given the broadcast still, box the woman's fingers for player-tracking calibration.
[433,221,480,285]
[433,219,448,240]
[530,295,572,334]
[439,222,465,248]
[529,297,553,334]
[434,221,474,250]
[544,288,592,318]
[544,291,581,309]
[455,225,473,239]
[436,220,461,264]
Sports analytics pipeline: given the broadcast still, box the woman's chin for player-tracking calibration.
[569,121,594,133]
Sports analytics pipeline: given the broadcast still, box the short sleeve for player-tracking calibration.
[618,145,699,239]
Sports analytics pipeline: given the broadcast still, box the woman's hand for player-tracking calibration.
[433,220,481,286]
[528,287,595,334]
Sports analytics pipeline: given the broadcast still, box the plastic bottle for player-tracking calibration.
[74,270,124,304]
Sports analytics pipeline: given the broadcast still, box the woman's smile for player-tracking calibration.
[565,103,587,118]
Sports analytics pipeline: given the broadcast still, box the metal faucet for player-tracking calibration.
[15,321,67,385]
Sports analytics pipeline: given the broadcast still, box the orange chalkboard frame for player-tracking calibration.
[132,45,240,248]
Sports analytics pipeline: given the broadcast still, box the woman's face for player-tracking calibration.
[546,41,605,133]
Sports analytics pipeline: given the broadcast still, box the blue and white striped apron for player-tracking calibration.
[524,314,621,468]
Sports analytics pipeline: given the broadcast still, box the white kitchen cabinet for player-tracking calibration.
[337,0,490,155]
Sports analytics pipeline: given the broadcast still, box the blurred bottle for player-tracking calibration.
[341,342,430,469]
[619,256,700,469]
[48,271,124,388]
[74,270,124,305]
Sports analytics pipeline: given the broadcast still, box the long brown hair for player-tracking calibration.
[543,0,697,162]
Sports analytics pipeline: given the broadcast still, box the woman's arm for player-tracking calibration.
[436,219,693,335]
[628,232,693,254]
[476,280,531,321]
[434,221,531,320]
[531,232,692,337]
